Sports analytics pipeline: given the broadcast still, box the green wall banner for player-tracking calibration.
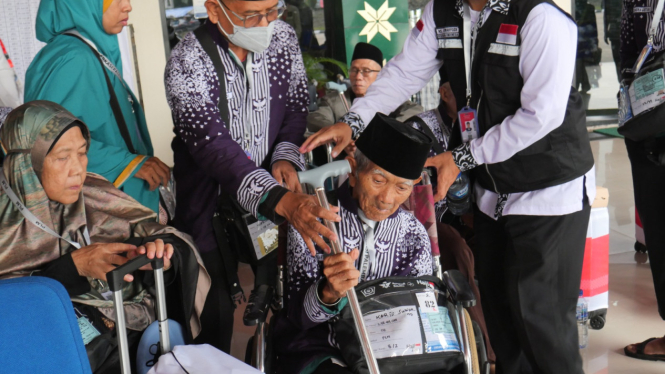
[341,0,410,65]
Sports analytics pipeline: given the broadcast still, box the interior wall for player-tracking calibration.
[128,0,174,166]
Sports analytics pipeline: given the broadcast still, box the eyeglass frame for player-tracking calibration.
[217,0,286,28]
[349,68,382,77]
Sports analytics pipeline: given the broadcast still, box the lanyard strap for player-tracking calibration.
[357,210,377,282]
[650,0,665,43]
[63,30,129,91]
[463,2,484,105]
[0,167,90,249]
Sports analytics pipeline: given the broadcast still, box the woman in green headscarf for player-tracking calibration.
[25,0,169,216]
[0,101,209,372]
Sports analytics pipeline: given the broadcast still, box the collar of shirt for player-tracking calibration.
[205,19,231,52]
[336,180,400,220]
[455,0,512,18]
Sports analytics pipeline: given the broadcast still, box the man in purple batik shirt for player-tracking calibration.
[165,0,339,352]
[274,114,434,374]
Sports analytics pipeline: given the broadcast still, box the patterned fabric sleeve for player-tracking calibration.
[407,216,434,277]
[619,0,638,76]
[270,22,307,172]
[452,142,479,172]
[286,224,341,329]
[165,33,279,217]
[339,112,365,139]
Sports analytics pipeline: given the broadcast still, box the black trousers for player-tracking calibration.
[474,203,590,374]
[626,138,665,319]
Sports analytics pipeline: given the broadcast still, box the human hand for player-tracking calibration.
[424,151,461,201]
[439,82,458,121]
[320,248,360,304]
[300,122,353,158]
[272,160,303,193]
[344,141,357,156]
[71,243,138,282]
[126,239,174,281]
[135,157,171,191]
[275,192,341,256]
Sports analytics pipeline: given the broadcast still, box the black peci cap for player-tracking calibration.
[355,113,433,180]
[352,42,384,67]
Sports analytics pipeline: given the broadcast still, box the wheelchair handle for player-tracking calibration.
[298,160,351,188]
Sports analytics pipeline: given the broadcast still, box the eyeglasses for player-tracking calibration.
[349,68,381,77]
[218,0,286,28]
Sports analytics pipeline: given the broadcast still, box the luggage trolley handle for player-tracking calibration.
[107,255,170,374]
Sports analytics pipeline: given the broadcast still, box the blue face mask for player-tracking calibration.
[215,0,275,54]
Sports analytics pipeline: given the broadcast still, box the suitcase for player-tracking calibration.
[581,203,610,330]
[107,255,171,374]
[109,255,262,374]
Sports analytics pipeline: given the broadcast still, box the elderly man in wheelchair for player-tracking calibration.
[244,114,485,374]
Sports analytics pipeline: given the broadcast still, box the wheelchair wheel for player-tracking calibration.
[463,309,481,374]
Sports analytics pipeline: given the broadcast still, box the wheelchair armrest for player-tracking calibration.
[442,270,476,308]
[243,284,274,327]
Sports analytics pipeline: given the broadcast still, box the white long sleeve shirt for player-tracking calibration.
[345,0,595,219]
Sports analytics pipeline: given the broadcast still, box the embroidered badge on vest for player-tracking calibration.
[497,24,518,45]
[436,26,460,39]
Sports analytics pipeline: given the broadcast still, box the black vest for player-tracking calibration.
[433,0,594,193]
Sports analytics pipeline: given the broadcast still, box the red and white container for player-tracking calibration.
[635,208,647,252]
[581,187,609,329]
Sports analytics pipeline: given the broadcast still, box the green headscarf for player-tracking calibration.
[25,0,158,213]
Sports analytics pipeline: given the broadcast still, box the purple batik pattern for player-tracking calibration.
[165,21,307,220]
[286,203,432,328]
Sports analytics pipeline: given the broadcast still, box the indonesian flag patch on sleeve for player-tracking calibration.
[497,24,518,45]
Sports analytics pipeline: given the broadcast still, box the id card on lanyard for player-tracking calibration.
[459,2,482,143]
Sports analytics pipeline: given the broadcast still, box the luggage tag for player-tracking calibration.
[416,291,439,313]
[75,308,101,345]
[242,212,279,260]
[458,107,479,143]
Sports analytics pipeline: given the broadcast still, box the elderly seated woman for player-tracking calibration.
[0,101,210,373]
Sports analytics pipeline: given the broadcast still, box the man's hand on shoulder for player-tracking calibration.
[300,122,353,158]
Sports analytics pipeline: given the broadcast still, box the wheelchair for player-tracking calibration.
[241,144,490,374]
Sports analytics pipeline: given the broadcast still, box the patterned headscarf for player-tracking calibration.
[0,101,91,277]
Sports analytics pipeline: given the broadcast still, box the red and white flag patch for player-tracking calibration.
[496,24,518,45]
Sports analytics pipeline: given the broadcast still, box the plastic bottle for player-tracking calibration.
[576,290,588,349]
[447,172,471,216]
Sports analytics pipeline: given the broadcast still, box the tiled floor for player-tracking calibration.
[230,137,665,373]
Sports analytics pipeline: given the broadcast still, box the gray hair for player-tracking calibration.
[354,148,373,176]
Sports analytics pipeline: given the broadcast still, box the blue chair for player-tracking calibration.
[0,276,92,374]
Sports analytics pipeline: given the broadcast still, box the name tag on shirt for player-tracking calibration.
[634,6,652,13]
[436,27,460,39]
[439,39,463,49]
[496,24,519,45]
[488,43,520,56]
[458,107,479,143]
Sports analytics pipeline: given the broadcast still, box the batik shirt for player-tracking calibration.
[273,181,432,374]
[165,21,308,253]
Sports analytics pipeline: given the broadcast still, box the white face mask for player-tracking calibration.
[215,0,275,54]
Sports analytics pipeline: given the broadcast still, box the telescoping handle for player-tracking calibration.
[106,254,171,374]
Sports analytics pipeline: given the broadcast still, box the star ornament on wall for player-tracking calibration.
[357,0,398,42]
